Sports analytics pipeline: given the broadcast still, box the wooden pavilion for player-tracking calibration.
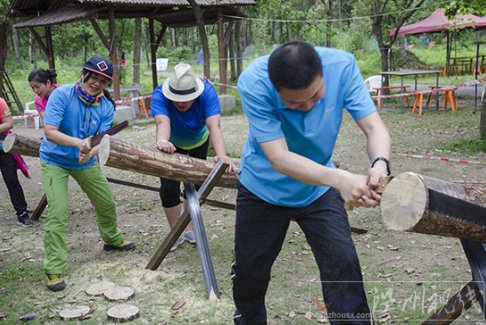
[7,0,255,100]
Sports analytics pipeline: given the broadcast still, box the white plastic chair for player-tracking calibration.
[364,75,384,110]
[364,75,383,93]
[24,100,41,130]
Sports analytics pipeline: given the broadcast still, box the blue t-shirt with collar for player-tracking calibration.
[237,47,376,207]
[40,83,114,170]
[150,79,221,150]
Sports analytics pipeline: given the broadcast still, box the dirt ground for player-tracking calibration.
[0,101,485,324]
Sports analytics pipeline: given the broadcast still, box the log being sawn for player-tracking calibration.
[3,133,239,189]
[380,172,486,242]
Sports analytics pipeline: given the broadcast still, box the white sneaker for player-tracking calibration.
[170,236,184,252]
[182,231,197,244]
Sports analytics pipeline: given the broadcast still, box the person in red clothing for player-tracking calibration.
[28,69,59,118]
[0,97,33,227]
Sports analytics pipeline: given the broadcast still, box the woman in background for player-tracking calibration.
[0,97,33,227]
[28,68,59,118]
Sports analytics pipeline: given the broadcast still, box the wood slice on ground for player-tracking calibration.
[106,304,140,323]
[104,286,135,301]
[59,305,91,320]
[85,281,116,296]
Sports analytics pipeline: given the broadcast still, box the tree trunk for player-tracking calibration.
[188,0,210,78]
[229,28,236,81]
[133,18,142,86]
[326,0,333,47]
[381,172,486,242]
[0,23,9,98]
[11,26,21,68]
[235,21,243,77]
[171,28,178,47]
[217,16,227,94]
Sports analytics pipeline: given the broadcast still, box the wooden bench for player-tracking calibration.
[426,86,458,112]
[374,85,411,111]
[412,86,458,115]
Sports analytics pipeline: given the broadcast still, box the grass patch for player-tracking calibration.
[440,137,486,153]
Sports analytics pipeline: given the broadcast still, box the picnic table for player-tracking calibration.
[381,69,440,110]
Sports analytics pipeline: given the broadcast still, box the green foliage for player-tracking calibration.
[441,138,486,153]
[442,0,486,17]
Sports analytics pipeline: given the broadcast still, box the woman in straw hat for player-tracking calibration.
[151,62,233,251]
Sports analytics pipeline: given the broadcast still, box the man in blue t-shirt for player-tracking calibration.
[233,41,391,324]
[151,62,233,251]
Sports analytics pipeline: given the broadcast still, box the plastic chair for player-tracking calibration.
[364,75,383,110]
[24,100,41,130]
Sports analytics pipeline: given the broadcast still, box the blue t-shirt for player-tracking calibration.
[150,79,221,150]
[40,84,114,169]
[238,47,376,207]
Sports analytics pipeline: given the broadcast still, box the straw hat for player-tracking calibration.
[162,63,204,102]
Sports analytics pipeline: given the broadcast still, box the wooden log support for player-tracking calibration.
[424,281,481,324]
[106,177,236,211]
[31,194,47,221]
[98,135,239,189]
[381,172,486,242]
[146,160,227,271]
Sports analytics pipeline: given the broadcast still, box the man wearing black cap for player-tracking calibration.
[40,55,135,292]
[150,62,233,251]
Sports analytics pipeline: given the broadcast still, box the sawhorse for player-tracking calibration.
[146,160,228,300]
[425,239,486,324]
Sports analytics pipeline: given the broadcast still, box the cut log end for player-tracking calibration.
[381,172,428,231]
[106,304,140,323]
[59,305,91,320]
[103,286,135,301]
[98,135,111,166]
[85,281,116,296]
[2,133,16,153]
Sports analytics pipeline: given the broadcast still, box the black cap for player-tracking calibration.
[83,55,113,80]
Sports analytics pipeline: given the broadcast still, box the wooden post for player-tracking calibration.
[108,9,120,101]
[425,281,481,324]
[235,20,243,77]
[149,18,158,90]
[381,172,486,241]
[217,12,226,94]
[45,25,55,71]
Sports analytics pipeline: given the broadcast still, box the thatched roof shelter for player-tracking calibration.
[8,0,255,99]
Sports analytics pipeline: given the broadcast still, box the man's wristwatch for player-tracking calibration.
[371,156,391,176]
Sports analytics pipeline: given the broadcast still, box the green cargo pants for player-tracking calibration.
[41,162,124,275]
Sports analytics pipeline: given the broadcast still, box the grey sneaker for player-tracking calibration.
[17,211,33,228]
[182,230,196,244]
[170,236,184,252]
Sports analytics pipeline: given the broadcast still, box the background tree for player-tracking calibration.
[370,0,427,87]
[0,0,10,98]
[442,0,486,140]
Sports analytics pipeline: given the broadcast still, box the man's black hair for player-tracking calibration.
[268,40,322,90]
